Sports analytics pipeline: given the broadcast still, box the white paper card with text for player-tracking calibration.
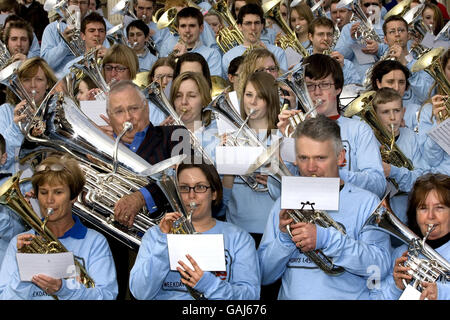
[281,176,340,210]
[167,234,226,271]
[427,118,450,156]
[16,252,76,281]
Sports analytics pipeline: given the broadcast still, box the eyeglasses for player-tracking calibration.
[111,105,144,117]
[255,66,279,73]
[179,185,211,193]
[104,65,129,73]
[35,163,70,174]
[306,82,335,91]
[363,2,379,7]
[387,28,407,35]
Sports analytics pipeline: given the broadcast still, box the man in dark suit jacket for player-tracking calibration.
[103,80,191,227]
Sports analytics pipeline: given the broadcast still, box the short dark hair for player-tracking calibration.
[174,52,212,89]
[370,59,410,91]
[126,19,150,37]
[228,55,244,76]
[176,6,204,27]
[308,16,334,35]
[81,11,106,34]
[177,162,223,213]
[0,133,5,154]
[4,20,33,46]
[304,54,343,110]
[373,87,403,111]
[382,15,408,35]
[406,173,450,237]
[0,0,18,13]
[237,3,265,25]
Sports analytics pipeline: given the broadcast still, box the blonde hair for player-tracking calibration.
[170,71,213,127]
[238,48,280,100]
[102,44,139,80]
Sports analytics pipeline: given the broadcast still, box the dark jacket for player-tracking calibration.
[17,1,49,41]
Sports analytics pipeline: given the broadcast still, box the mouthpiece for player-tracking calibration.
[315,99,323,106]
[189,202,197,210]
[131,41,138,49]
[47,208,54,216]
[336,18,341,23]
[249,108,256,115]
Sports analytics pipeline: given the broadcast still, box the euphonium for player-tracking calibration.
[263,0,309,58]
[0,39,12,67]
[44,0,86,57]
[411,47,450,122]
[106,23,127,46]
[276,62,319,137]
[403,4,431,59]
[17,84,184,250]
[344,91,414,189]
[337,0,382,46]
[0,171,96,294]
[363,197,450,293]
[212,0,244,53]
[246,139,347,275]
[110,0,138,20]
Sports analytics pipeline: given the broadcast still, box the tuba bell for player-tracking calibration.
[211,0,245,53]
[363,197,450,293]
[411,47,450,122]
[0,171,96,298]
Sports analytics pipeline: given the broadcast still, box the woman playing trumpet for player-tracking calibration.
[372,173,450,300]
[0,156,118,299]
[129,162,260,300]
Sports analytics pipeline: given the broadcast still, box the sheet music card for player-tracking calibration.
[16,252,77,281]
[281,176,340,211]
[280,137,296,163]
[215,146,264,175]
[351,44,376,65]
[167,234,226,271]
[427,118,450,156]
[399,284,422,300]
[79,100,108,126]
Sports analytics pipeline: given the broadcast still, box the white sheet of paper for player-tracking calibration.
[281,176,340,210]
[215,146,264,175]
[79,100,108,126]
[351,44,376,65]
[427,118,450,156]
[421,32,436,48]
[399,284,422,300]
[167,234,226,271]
[216,115,237,135]
[280,137,296,163]
[16,252,76,281]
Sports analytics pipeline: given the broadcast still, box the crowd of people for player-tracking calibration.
[0,0,448,301]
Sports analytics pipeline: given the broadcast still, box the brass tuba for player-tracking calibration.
[264,0,309,57]
[411,47,450,122]
[344,91,414,188]
[212,0,245,53]
[0,171,95,298]
[363,197,450,293]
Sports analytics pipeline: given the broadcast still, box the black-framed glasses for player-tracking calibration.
[179,185,211,193]
[306,82,335,91]
[35,163,70,174]
[255,66,279,73]
[104,65,129,73]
